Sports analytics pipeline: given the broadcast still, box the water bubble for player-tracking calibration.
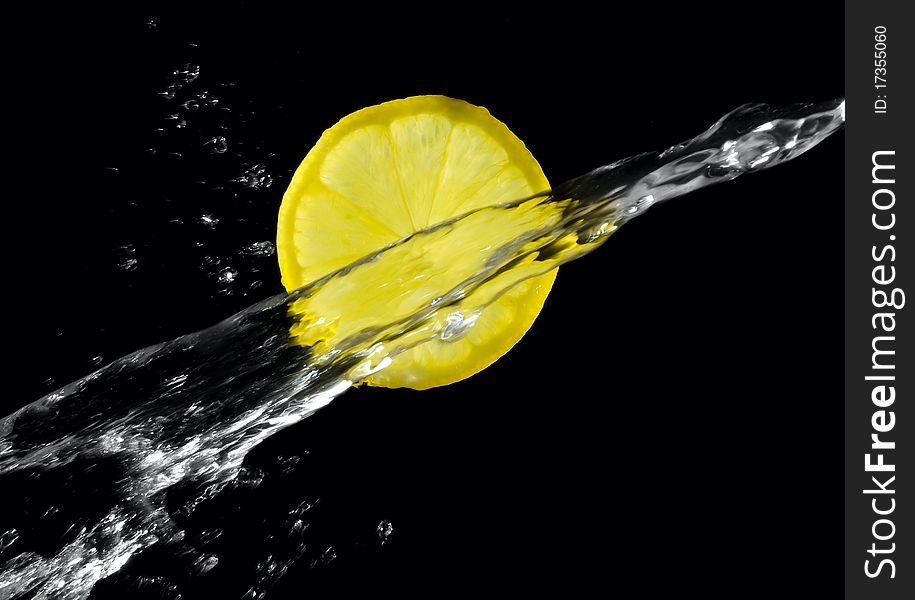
[321,546,337,564]
[145,18,157,29]
[232,164,273,189]
[440,311,478,342]
[182,99,200,110]
[239,241,275,258]
[206,135,228,154]
[376,520,394,544]
[199,214,219,228]
[90,356,104,367]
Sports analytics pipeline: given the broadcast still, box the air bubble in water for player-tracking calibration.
[167,114,187,129]
[440,311,478,342]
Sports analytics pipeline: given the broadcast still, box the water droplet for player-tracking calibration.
[167,114,187,129]
[289,500,316,518]
[239,241,275,258]
[273,454,301,475]
[290,519,308,535]
[145,18,157,29]
[90,356,104,367]
[232,164,273,189]
[199,214,219,228]
[321,546,336,563]
[206,136,228,154]
[0,529,20,553]
[173,63,200,84]
[195,529,224,548]
[197,91,219,106]
[182,99,200,110]
[217,267,237,284]
[194,554,219,574]
[376,520,394,544]
[118,257,138,271]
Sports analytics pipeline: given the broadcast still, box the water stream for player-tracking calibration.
[0,98,844,599]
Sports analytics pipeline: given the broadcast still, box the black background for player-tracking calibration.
[7,2,843,597]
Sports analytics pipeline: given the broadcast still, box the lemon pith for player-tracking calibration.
[276,96,555,389]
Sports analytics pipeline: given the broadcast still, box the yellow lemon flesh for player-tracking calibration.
[276,96,555,389]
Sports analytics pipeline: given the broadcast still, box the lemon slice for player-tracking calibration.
[276,96,555,389]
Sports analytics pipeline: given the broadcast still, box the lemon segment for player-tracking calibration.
[277,96,556,389]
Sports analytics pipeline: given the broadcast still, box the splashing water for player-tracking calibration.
[0,99,844,599]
